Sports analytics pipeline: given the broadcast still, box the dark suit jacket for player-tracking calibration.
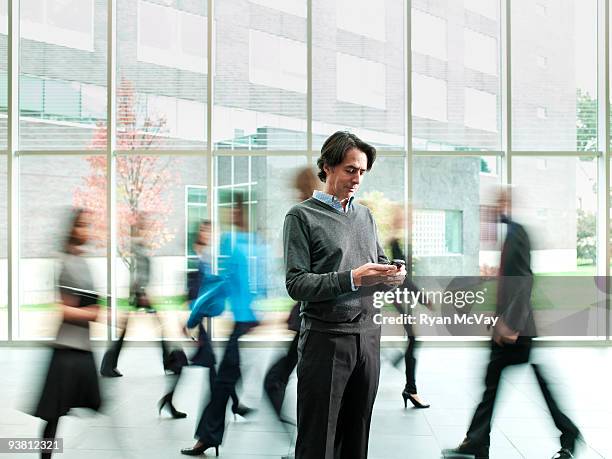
[497,216,537,337]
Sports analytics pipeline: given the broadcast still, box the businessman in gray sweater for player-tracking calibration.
[283,131,406,459]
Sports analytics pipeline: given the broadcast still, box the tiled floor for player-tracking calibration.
[0,344,610,458]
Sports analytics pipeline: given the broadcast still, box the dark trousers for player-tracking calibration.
[295,328,381,459]
[403,335,418,393]
[467,337,579,449]
[403,323,417,394]
[195,321,257,445]
[191,323,240,408]
[263,333,299,417]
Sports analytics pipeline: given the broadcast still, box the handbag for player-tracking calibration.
[186,276,228,328]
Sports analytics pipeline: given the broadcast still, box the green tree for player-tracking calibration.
[576,209,596,265]
[576,89,597,152]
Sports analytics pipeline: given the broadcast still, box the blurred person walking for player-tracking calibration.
[263,167,319,424]
[181,194,261,456]
[443,188,581,459]
[100,212,178,380]
[386,204,431,409]
[161,220,252,421]
[34,208,101,459]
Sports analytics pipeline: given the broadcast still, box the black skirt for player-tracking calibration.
[34,348,101,421]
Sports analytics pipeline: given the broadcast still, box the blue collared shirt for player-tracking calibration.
[312,190,354,214]
[312,190,358,291]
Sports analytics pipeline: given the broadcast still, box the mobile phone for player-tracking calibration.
[391,259,405,269]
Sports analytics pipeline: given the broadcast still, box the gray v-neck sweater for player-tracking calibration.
[283,197,389,334]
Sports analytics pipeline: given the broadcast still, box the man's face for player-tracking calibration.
[324,147,368,201]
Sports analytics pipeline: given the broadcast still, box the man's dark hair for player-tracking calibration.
[316,131,376,182]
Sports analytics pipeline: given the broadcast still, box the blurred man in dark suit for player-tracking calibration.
[443,188,580,459]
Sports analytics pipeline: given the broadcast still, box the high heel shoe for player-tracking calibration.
[231,403,256,420]
[402,390,430,409]
[158,394,187,419]
[180,442,219,456]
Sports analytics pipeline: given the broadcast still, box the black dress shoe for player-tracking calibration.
[551,448,575,459]
[158,394,187,419]
[442,440,489,459]
[100,368,123,377]
[180,443,219,456]
[402,389,430,409]
[231,403,256,420]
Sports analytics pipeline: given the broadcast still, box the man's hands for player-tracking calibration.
[353,263,406,287]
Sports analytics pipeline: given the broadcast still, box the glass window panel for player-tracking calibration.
[512,157,597,275]
[115,155,207,341]
[249,0,306,18]
[412,156,502,276]
[464,28,497,75]
[21,0,94,51]
[214,0,307,151]
[137,0,207,74]
[81,83,106,121]
[413,73,447,122]
[313,0,405,151]
[464,0,498,20]
[19,75,44,114]
[213,155,307,340]
[465,88,498,132]
[18,156,107,340]
[249,29,306,94]
[19,0,106,150]
[512,0,597,151]
[412,2,501,151]
[119,0,207,150]
[412,8,447,60]
[336,0,386,42]
[44,79,81,119]
[336,53,386,110]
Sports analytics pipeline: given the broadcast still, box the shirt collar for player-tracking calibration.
[312,190,354,213]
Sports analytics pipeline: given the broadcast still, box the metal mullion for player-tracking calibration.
[113,149,208,157]
[206,0,215,338]
[509,150,601,157]
[404,0,413,345]
[307,0,313,165]
[17,149,106,156]
[370,150,406,157]
[501,0,511,215]
[106,0,117,342]
[113,149,207,157]
[7,0,19,341]
[597,0,610,339]
[413,150,504,157]
[213,149,311,157]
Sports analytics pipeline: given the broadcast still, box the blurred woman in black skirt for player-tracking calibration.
[34,208,101,459]
[388,206,430,409]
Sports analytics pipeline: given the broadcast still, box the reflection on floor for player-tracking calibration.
[0,345,610,458]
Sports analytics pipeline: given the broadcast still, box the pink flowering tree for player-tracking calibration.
[74,80,180,295]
